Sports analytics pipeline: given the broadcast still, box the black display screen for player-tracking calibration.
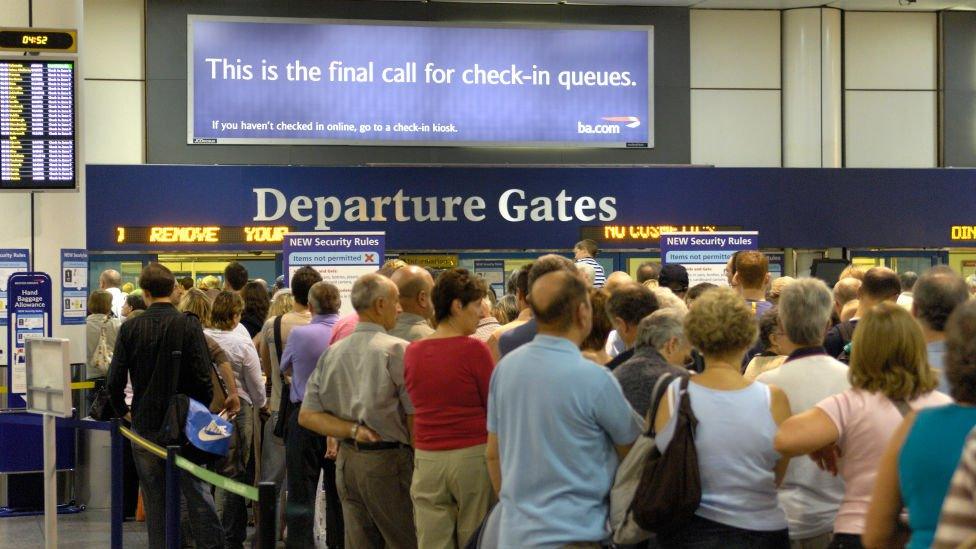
[0,58,75,190]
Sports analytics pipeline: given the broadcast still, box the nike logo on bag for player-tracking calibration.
[198,421,231,441]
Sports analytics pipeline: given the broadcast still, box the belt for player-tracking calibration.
[341,440,409,451]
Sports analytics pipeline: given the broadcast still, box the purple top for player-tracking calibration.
[280,314,340,403]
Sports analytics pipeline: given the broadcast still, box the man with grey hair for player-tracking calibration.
[758,278,849,548]
[613,309,691,418]
[299,273,417,549]
[912,266,970,393]
[389,265,435,341]
[99,268,127,318]
[279,281,342,548]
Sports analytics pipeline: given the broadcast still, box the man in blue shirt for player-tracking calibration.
[498,254,577,359]
[912,266,969,393]
[281,281,342,549]
[487,270,642,547]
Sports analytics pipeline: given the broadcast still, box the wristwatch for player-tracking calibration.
[350,423,360,441]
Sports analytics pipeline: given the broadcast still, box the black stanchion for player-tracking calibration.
[257,481,276,549]
[110,419,124,549]
[165,446,181,549]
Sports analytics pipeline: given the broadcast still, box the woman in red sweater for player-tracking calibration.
[404,268,496,549]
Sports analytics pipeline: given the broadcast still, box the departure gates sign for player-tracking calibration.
[188,17,653,147]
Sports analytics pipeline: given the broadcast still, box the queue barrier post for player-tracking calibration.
[165,445,181,549]
[110,419,124,549]
[257,481,276,549]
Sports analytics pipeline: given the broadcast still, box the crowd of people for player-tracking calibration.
[90,242,976,548]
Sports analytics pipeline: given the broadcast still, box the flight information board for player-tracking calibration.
[0,58,75,190]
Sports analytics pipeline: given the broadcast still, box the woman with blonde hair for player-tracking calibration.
[775,302,950,549]
[653,287,792,547]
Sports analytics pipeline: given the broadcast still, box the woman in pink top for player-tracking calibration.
[404,269,496,549]
[775,302,949,549]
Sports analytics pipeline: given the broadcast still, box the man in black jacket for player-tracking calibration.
[107,262,223,548]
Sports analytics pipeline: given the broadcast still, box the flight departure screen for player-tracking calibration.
[0,58,75,190]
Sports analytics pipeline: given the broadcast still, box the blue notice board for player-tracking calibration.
[60,249,88,325]
[0,249,29,327]
[6,272,53,409]
[661,232,758,287]
[283,232,385,315]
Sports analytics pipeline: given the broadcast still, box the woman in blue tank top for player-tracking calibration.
[863,298,976,549]
[654,288,792,548]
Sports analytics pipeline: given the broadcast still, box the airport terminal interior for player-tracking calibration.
[6,0,976,547]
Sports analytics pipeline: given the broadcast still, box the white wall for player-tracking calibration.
[0,0,144,366]
[690,9,782,167]
[843,11,937,167]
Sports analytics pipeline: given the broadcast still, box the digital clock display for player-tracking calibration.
[0,29,76,52]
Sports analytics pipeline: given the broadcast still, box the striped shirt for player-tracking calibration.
[934,428,976,548]
[575,257,606,287]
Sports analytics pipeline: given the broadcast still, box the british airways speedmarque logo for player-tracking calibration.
[577,116,640,134]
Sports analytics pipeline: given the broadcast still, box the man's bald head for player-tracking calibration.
[391,265,435,318]
[529,270,589,332]
[391,266,433,298]
[833,277,861,308]
[604,271,633,293]
[528,254,577,293]
[99,269,122,289]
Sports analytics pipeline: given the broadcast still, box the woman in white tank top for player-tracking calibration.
[654,287,792,548]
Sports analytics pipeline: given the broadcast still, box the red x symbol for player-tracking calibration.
[364,253,375,263]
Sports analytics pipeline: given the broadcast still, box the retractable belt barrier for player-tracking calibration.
[119,426,275,549]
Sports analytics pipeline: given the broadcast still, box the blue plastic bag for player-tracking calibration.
[184,397,233,458]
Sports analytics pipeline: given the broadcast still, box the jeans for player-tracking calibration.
[132,443,224,549]
[215,401,254,549]
[285,403,329,549]
[657,515,789,549]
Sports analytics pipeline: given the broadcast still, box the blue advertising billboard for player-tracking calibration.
[188,16,653,147]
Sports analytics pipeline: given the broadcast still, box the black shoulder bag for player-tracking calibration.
[272,315,293,438]
[630,376,702,536]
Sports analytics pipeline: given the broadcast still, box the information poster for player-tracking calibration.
[0,249,30,327]
[60,249,88,325]
[6,272,52,407]
[474,260,505,298]
[660,232,759,287]
[189,17,653,147]
[283,232,385,315]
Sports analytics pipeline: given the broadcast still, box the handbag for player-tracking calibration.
[611,372,676,544]
[152,313,234,465]
[630,375,702,536]
[271,315,293,438]
[91,318,114,375]
[88,377,116,421]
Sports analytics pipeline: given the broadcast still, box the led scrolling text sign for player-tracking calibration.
[115,226,291,245]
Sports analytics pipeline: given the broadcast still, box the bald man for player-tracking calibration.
[486,270,641,546]
[824,266,902,359]
[389,265,435,342]
[99,269,126,318]
[603,271,633,294]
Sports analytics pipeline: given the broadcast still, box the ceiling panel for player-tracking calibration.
[828,0,974,9]
[694,0,829,8]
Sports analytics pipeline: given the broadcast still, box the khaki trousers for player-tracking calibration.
[337,443,417,549]
[410,444,495,549]
[791,532,833,549]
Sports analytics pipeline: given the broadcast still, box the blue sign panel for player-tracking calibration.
[661,232,758,287]
[60,248,88,325]
[188,17,653,147]
[86,165,976,251]
[6,272,52,409]
[0,249,29,327]
[283,232,385,315]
